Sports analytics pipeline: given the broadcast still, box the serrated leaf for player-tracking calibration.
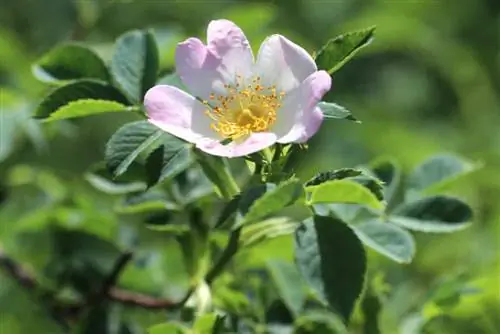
[145,140,193,188]
[111,30,159,103]
[308,180,383,210]
[318,102,359,122]
[390,196,473,233]
[369,158,401,206]
[34,79,130,120]
[305,168,362,187]
[353,219,415,263]
[105,121,164,178]
[315,26,375,74]
[407,154,479,195]
[294,216,366,322]
[33,43,109,82]
[240,179,305,226]
[267,260,306,318]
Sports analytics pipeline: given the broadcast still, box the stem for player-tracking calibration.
[205,228,241,285]
[218,163,240,200]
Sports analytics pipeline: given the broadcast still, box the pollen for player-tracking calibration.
[205,75,285,141]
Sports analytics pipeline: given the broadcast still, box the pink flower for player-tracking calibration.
[144,19,332,158]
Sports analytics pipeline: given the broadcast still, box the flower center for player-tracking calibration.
[203,75,285,141]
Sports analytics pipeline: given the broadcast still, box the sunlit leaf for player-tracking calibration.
[240,179,305,226]
[308,180,383,210]
[315,26,376,74]
[34,79,130,120]
[148,322,187,334]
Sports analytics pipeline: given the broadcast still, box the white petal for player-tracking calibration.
[254,35,317,93]
[144,85,217,142]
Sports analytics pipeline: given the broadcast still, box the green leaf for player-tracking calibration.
[34,79,130,120]
[85,171,146,195]
[148,323,187,334]
[105,121,164,178]
[115,190,179,214]
[308,180,383,210]
[33,43,109,82]
[390,196,473,233]
[294,216,366,322]
[294,311,348,334]
[193,313,225,333]
[111,30,159,103]
[353,219,415,263]
[240,217,299,249]
[361,290,382,334]
[306,168,383,201]
[44,99,130,122]
[145,139,193,188]
[407,154,479,195]
[305,168,362,187]
[241,179,304,226]
[369,158,401,206]
[267,259,306,318]
[318,102,359,122]
[194,152,240,200]
[315,26,376,74]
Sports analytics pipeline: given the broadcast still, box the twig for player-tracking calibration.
[0,247,184,310]
[0,247,36,289]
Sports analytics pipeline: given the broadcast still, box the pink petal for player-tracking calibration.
[144,85,217,143]
[175,38,225,100]
[255,35,317,93]
[274,70,332,143]
[196,132,277,158]
[207,19,253,61]
[175,20,253,101]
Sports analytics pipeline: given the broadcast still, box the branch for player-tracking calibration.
[0,247,183,310]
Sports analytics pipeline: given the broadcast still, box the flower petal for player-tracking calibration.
[207,19,253,62]
[273,70,332,143]
[175,38,225,100]
[255,35,317,93]
[175,20,254,100]
[144,85,217,143]
[196,132,277,158]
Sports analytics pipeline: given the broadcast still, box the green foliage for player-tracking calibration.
[315,26,376,74]
[353,219,415,263]
[308,179,383,209]
[110,30,159,103]
[1,2,495,333]
[33,43,109,82]
[295,216,367,322]
[390,196,472,233]
[34,79,130,120]
[318,102,359,122]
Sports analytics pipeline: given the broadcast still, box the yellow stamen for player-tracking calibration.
[205,75,285,141]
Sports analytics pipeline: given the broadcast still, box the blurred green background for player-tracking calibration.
[0,0,499,333]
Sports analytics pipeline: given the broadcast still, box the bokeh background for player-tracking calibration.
[0,0,499,333]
